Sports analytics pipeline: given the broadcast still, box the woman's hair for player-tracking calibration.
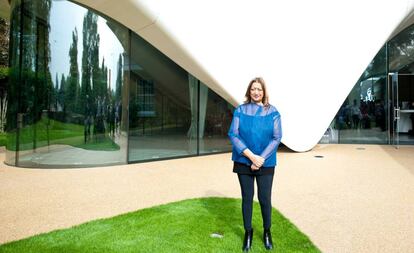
[244,77,269,106]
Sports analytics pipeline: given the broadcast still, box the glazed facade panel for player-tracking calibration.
[6,0,233,167]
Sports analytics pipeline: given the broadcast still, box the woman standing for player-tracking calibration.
[228,77,282,251]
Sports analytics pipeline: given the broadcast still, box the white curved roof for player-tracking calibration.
[75,0,414,151]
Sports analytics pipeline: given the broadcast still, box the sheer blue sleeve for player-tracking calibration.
[260,112,282,160]
[228,107,248,155]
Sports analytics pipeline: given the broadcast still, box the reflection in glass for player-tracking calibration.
[389,25,414,73]
[128,33,197,161]
[5,0,22,165]
[199,84,234,154]
[7,0,237,167]
[321,46,388,144]
[127,32,234,162]
[6,0,128,167]
[321,22,414,145]
[388,25,414,144]
[336,77,387,144]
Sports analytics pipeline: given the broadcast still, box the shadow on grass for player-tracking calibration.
[0,197,320,253]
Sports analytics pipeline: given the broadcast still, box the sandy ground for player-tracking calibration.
[0,144,414,253]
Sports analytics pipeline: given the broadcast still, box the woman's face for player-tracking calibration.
[250,81,264,103]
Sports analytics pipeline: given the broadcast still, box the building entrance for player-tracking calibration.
[389,73,414,148]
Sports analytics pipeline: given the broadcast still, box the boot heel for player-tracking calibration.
[242,229,253,251]
[263,229,273,250]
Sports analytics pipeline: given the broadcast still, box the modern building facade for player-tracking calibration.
[5,0,414,168]
[6,0,234,167]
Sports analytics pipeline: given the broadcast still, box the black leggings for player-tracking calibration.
[237,173,274,230]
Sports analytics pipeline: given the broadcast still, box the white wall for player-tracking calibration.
[75,0,414,151]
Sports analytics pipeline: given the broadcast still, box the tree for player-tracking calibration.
[65,28,79,114]
[115,54,123,102]
[59,74,66,112]
[80,11,100,117]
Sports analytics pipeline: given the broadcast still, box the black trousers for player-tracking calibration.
[237,173,274,230]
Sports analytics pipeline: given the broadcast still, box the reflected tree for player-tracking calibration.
[58,73,66,114]
[80,11,109,141]
[362,46,386,80]
[115,54,123,102]
[389,26,414,72]
[80,11,98,119]
[66,28,79,115]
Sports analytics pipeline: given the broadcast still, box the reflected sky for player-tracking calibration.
[49,0,125,90]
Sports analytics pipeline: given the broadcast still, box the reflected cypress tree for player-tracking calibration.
[115,54,122,102]
[80,11,99,121]
[66,28,79,115]
[91,26,101,99]
[59,74,66,114]
[53,72,58,111]
[80,11,111,139]
[99,57,108,99]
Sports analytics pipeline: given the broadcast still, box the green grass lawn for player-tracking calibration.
[0,197,320,253]
[6,118,119,151]
[0,132,5,147]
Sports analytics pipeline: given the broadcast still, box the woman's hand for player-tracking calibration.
[243,149,265,168]
[251,154,265,168]
[251,164,260,171]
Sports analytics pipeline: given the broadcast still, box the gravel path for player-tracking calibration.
[1,144,413,253]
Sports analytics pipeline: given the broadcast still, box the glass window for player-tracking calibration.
[321,46,388,144]
[388,25,414,144]
[128,33,197,161]
[6,0,129,167]
[199,83,234,154]
[7,0,245,167]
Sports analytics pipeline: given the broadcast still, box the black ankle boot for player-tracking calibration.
[263,229,273,250]
[242,229,253,251]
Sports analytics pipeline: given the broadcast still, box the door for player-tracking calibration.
[390,73,400,148]
[389,73,414,148]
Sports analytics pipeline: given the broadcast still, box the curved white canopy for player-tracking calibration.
[75,0,414,151]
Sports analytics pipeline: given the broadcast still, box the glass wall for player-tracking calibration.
[6,0,233,167]
[127,32,233,162]
[388,24,414,144]
[322,22,414,145]
[322,47,388,144]
[342,46,387,144]
[199,86,234,154]
[322,46,388,144]
[128,32,197,161]
[6,0,125,167]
